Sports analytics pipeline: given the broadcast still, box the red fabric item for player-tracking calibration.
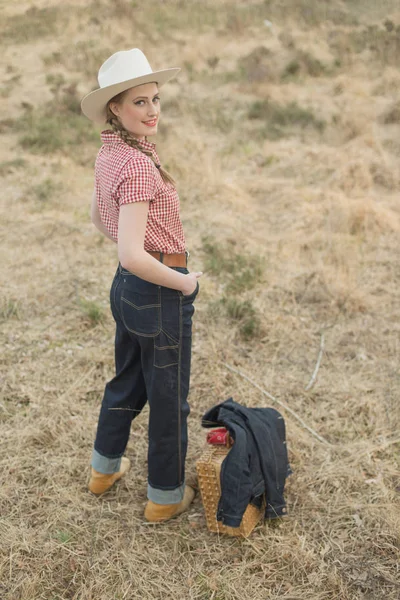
[207,428,231,446]
[94,130,186,253]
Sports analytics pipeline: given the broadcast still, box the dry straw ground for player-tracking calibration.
[1,0,399,598]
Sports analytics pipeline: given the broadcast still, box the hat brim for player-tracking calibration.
[81,68,181,124]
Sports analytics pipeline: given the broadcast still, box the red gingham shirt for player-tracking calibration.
[94,130,186,253]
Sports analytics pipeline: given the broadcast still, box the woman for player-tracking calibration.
[81,48,202,522]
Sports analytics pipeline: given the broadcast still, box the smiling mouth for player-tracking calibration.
[143,119,158,126]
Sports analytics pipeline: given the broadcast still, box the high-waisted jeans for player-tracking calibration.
[91,262,199,504]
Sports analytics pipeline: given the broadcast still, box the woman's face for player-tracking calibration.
[109,82,160,140]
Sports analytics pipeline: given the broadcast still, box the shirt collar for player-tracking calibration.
[101,129,156,151]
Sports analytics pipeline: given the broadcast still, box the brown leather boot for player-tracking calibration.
[144,485,196,522]
[88,457,130,495]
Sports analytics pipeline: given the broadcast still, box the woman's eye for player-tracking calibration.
[135,97,160,106]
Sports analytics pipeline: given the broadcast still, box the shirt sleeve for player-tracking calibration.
[116,157,157,206]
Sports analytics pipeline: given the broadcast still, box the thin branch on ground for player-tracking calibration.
[305,333,325,391]
[358,436,400,457]
[222,362,332,446]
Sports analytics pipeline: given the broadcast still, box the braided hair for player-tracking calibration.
[105,92,176,188]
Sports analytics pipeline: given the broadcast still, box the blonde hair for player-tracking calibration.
[106,91,177,187]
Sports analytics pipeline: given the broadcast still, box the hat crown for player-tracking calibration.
[98,48,154,89]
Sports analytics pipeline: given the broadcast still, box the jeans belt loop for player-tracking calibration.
[159,252,164,264]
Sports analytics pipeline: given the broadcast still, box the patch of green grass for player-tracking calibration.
[222,46,276,84]
[183,60,196,82]
[219,67,247,84]
[248,99,325,129]
[202,238,264,293]
[83,0,267,39]
[248,98,325,139]
[57,83,83,115]
[206,106,235,134]
[32,179,61,205]
[1,73,22,98]
[42,40,114,80]
[282,51,327,80]
[46,73,66,95]
[239,313,261,340]
[260,154,278,167]
[16,81,98,159]
[2,6,65,43]
[78,299,105,327]
[263,0,358,27]
[145,0,266,35]
[237,46,274,83]
[54,530,72,544]
[42,51,63,68]
[18,113,65,154]
[331,22,400,67]
[188,96,237,134]
[202,239,265,339]
[231,267,264,295]
[0,118,16,134]
[18,111,97,154]
[146,1,222,34]
[209,297,262,341]
[0,159,26,176]
[283,60,301,78]
[223,298,250,321]
[0,298,21,322]
[381,101,400,124]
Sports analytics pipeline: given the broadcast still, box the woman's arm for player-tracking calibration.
[91,190,117,243]
[118,202,201,295]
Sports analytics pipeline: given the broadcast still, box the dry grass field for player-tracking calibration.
[1,1,399,598]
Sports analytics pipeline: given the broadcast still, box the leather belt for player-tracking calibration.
[147,251,188,267]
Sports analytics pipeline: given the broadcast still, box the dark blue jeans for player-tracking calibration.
[91,263,199,504]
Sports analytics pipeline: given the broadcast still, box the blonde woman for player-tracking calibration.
[81,48,202,522]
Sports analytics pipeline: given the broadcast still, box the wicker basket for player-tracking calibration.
[196,444,265,537]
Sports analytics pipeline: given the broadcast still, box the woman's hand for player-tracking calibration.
[118,203,203,293]
[181,272,202,296]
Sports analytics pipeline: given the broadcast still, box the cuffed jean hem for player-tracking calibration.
[91,448,122,474]
[147,481,185,504]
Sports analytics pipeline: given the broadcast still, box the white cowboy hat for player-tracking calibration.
[81,48,181,123]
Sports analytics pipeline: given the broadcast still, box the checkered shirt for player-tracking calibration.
[94,130,186,253]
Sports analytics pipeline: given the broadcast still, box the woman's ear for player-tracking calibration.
[109,102,120,117]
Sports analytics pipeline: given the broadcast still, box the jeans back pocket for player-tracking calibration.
[120,287,161,337]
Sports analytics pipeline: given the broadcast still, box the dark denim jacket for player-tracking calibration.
[201,398,292,527]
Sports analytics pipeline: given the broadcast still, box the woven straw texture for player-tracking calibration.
[196,445,264,538]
